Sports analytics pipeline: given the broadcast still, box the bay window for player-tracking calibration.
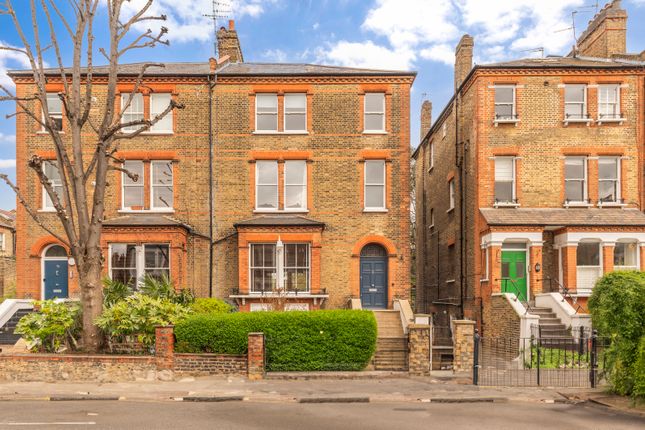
[364,160,386,210]
[256,161,279,210]
[576,242,601,295]
[564,157,587,204]
[614,241,638,270]
[250,242,310,293]
[110,243,170,287]
[598,157,620,204]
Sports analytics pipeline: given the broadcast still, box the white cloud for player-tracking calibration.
[0,159,16,169]
[121,0,277,44]
[317,0,596,70]
[317,41,416,70]
[0,132,15,145]
[0,40,31,90]
[262,48,289,63]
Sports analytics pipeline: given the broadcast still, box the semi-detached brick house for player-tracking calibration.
[10,21,415,312]
[413,0,645,336]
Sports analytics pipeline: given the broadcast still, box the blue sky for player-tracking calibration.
[0,0,644,209]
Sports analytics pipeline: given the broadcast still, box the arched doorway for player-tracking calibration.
[360,243,388,309]
[41,245,69,300]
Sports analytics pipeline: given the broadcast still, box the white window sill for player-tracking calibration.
[597,118,625,125]
[363,208,388,213]
[141,131,174,135]
[118,209,175,214]
[252,130,279,135]
[252,209,310,214]
[493,119,519,126]
[494,202,520,208]
[563,119,592,126]
[37,131,64,135]
[446,207,455,213]
[362,130,388,135]
[38,208,57,213]
[282,131,309,135]
[231,292,327,298]
[564,202,593,208]
[252,131,309,135]
[597,202,628,208]
[445,279,456,284]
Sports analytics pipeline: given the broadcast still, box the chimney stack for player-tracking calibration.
[454,34,474,90]
[217,19,244,63]
[575,0,627,58]
[420,100,432,139]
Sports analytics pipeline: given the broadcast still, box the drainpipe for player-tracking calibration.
[208,72,218,298]
[455,90,465,319]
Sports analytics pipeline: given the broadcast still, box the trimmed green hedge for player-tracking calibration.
[174,310,377,371]
[588,271,645,398]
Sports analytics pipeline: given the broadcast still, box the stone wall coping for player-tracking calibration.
[408,323,431,329]
[452,319,476,325]
[0,353,155,363]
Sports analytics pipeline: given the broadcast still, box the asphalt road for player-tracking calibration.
[0,400,642,429]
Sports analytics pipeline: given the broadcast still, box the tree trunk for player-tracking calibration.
[78,250,104,352]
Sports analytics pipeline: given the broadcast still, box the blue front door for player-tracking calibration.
[360,257,387,309]
[44,260,68,300]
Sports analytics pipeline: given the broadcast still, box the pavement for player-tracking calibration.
[0,373,604,405]
[0,400,644,429]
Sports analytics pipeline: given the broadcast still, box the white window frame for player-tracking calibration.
[564,156,589,206]
[249,242,311,294]
[597,156,621,206]
[493,85,518,124]
[41,161,64,211]
[597,84,622,123]
[283,93,307,133]
[255,160,279,211]
[613,240,639,271]
[364,160,386,211]
[429,208,435,229]
[283,243,311,293]
[284,160,307,211]
[494,156,518,206]
[149,93,174,134]
[0,232,4,252]
[448,179,455,212]
[249,243,277,293]
[428,142,434,171]
[363,93,385,133]
[121,93,145,133]
[42,93,63,132]
[564,84,591,124]
[255,93,278,132]
[108,243,171,287]
[576,241,602,296]
[121,160,144,211]
[150,160,174,211]
[481,247,490,282]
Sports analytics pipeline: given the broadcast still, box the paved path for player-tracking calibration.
[0,400,642,429]
[0,375,587,403]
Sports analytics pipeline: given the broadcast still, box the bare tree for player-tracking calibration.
[0,0,184,351]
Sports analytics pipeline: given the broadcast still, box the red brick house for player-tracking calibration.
[413,1,645,337]
[9,21,415,311]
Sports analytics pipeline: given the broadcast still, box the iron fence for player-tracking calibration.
[474,329,609,387]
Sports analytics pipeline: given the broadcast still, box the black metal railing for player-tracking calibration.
[544,277,584,314]
[496,278,530,313]
[494,113,519,121]
[598,196,624,204]
[494,198,519,206]
[564,113,591,120]
[473,329,607,387]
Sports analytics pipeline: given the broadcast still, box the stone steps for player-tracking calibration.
[372,310,407,371]
[0,309,32,345]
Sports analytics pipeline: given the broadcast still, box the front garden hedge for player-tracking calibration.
[588,271,645,398]
[174,310,377,371]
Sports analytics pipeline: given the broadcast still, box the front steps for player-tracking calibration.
[531,307,576,347]
[0,308,32,345]
[372,310,408,371]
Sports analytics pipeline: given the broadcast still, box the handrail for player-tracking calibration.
[544,277,583,314]
[496,278,531,314]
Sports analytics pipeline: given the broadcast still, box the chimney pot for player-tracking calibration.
[454,34,474,90]
[229,19,235,31]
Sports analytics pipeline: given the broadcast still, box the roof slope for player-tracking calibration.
[480,208,645,227]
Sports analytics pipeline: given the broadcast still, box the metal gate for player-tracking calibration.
[473,328,607,387]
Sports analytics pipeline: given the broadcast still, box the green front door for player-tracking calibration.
[501,251,527,302]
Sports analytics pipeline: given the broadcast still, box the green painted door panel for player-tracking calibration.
[501,251,527,302]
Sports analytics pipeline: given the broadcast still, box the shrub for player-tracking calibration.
[102,278,133,308]
[95,293,191,350]
[588,271,645,398]
[175,310,377,371]
[15,300,81,353]
[190,298,234,314]
[139,274,195,306]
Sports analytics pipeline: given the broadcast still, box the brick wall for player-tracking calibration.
[481,294,521,340]
[174,353,247,375]
[0,256,15,297]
